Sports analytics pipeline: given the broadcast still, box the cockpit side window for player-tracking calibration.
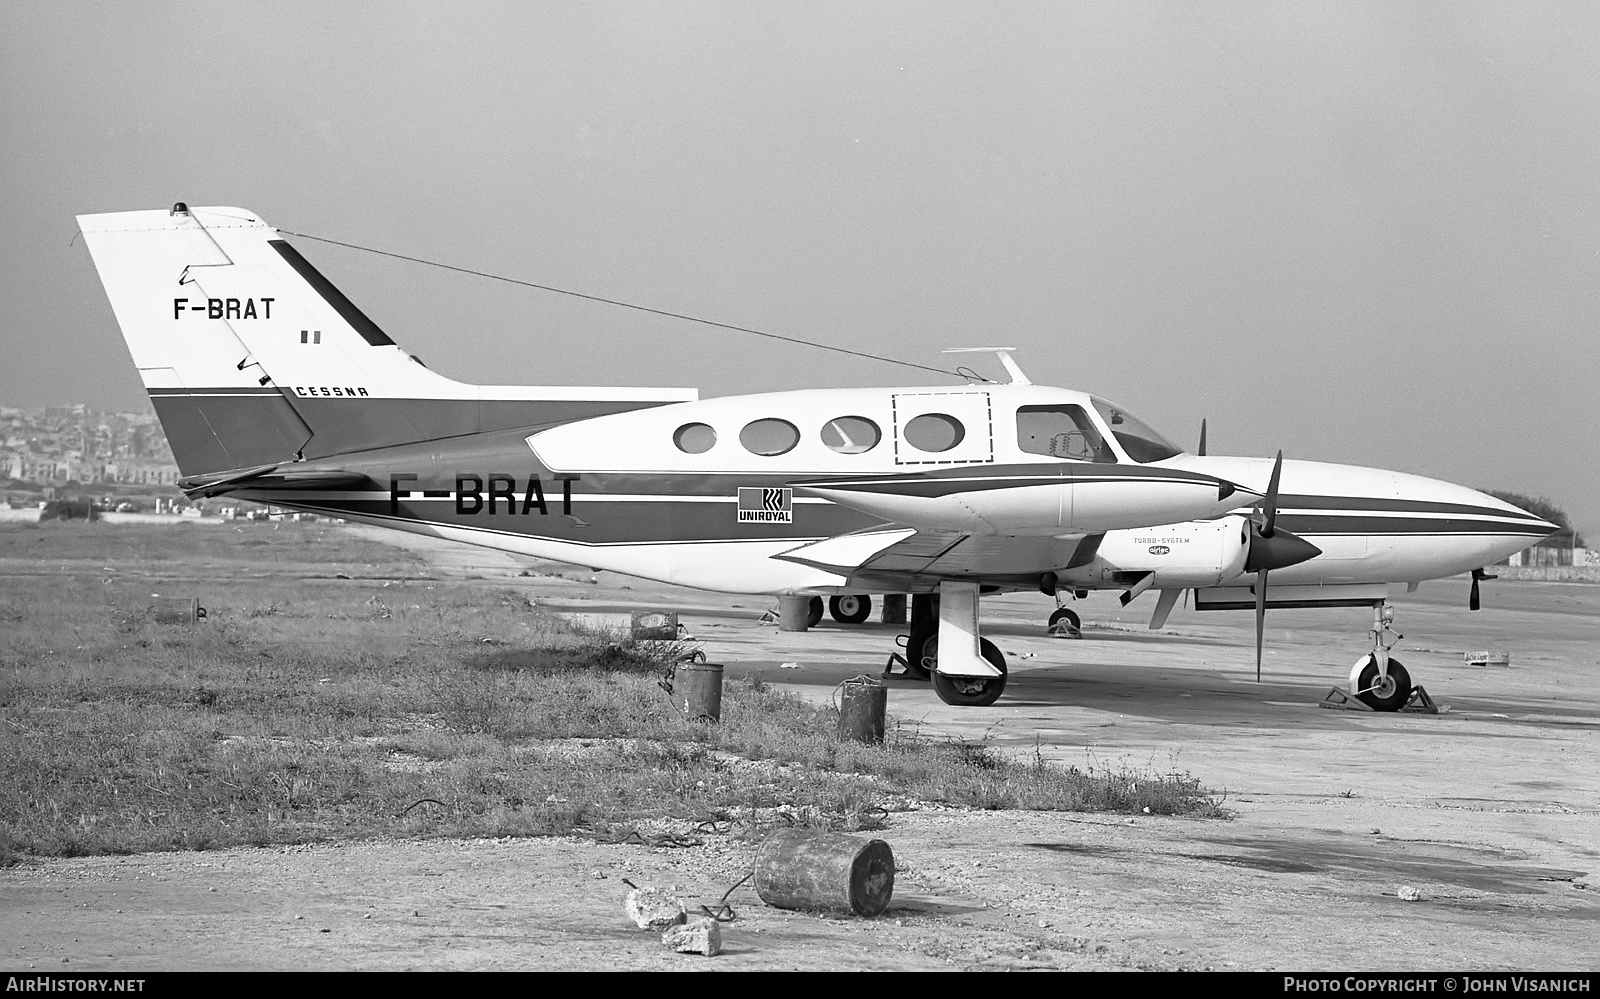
[1090,398,1184,463]
[1016,405,1116,463]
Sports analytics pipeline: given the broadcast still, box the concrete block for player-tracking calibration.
[662,916,722,956]
[625,887,686,930]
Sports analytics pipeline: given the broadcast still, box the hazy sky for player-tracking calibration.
[3,3,1596,534]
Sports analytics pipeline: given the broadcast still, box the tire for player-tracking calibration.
[1355,656,1412,712]
[902,620,937,680]
[829,594,873,625]
[806,596,824,629]
[927,635,1009,707]
[1047,607,1081,636]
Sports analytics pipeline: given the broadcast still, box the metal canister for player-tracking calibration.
[676,661,723,722]
[837,675,887,744]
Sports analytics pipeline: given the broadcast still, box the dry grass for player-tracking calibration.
[0,520,1226,862]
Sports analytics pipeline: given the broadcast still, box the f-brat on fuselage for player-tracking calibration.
[76,204,1557,709]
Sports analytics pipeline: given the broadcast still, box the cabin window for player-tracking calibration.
[902,413,965,453]
[1016,405,1116,462]
[821,416,881,454]
[739,418,800,456]
[673,422,717,454]
[1090,398,1184,463]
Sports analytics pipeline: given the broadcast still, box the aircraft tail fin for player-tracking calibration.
[76,204,694,476]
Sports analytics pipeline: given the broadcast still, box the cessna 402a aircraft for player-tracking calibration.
[77,204,1558,709]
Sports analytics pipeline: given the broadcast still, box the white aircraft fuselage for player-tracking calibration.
[75,204,1559,708]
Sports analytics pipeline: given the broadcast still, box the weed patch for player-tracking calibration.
[0,521,1226,859]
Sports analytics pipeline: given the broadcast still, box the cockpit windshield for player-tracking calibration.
[1090,398,1184,463]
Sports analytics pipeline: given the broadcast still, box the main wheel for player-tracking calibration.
[806,596,824,628]
[1355,656,1412,712]
[923,635,1008,707]
[829,594,872,625]
[1047,606,1081,637]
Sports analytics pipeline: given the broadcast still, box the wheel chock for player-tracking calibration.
[1319,686,1374,711]
[1047,619,1082,639]
[1319,685,1443,714]
[1400,685,1442,714]
[881,651,910,678]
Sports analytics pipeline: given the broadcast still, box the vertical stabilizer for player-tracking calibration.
[77,204,696,475]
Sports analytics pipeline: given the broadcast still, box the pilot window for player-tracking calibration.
[1016,405,1116,462]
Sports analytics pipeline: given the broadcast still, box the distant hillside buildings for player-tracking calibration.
[0,403,179,487]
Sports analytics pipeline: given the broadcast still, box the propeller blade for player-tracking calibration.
[1198,419,1207,457]
[1469,567,1496,611]
[1255,569,1268,682]
[1261,450,1284,538]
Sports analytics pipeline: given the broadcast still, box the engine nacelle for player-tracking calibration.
[1059,516,1252,589]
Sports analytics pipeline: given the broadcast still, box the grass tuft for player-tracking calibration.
[0,520,1226,859]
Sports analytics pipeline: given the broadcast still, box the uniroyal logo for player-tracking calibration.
[737,487,792,523]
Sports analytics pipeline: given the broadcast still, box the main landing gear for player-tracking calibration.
[1348,603,1413,711]
[897,582,1009,707]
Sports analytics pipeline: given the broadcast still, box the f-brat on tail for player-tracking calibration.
[76,204,694,476]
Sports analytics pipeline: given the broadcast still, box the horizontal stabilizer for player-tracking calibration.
[180,464,372,498]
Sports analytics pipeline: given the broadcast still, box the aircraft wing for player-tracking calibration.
[774,526,1102,591]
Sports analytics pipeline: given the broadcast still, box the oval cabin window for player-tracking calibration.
[673,423,717,454]
[739,418,800,456]
[821,416,881,454]
[902,413,966,453]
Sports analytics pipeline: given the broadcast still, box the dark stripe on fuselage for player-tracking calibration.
[797,463,1223,499]
[259,494,1549,554]
[1276,494,1545,522]
[1274,513,1553,537]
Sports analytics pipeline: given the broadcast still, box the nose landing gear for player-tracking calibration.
[1347,603,1413,711]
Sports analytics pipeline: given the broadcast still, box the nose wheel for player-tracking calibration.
[1047,606,1081,637]
[1354,656,1413,711]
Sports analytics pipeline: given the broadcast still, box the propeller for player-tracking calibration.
[1469,567,1497,611]
[1241,451,1323,682]
[1197,419,1207,457]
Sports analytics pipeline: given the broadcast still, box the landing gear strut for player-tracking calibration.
[1348,603,1413,711]
[1044,582,1084,637]
[911,581,1008,707]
